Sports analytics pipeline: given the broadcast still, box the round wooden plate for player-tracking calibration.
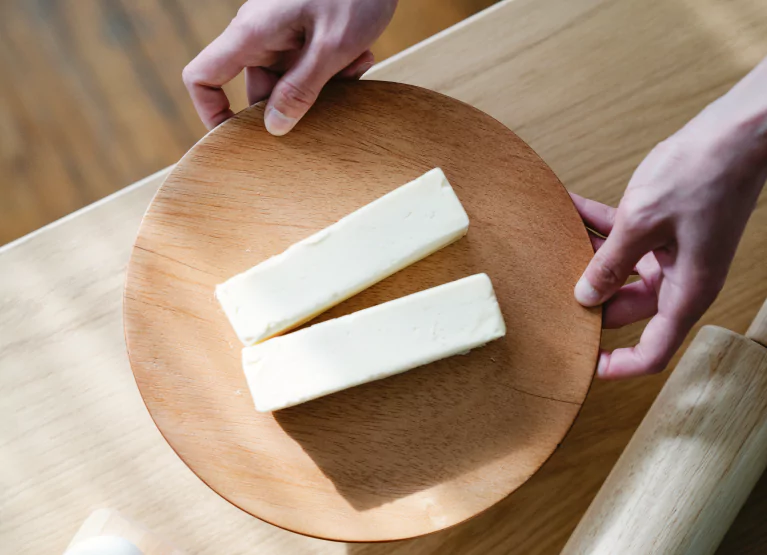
[124,81,601,542]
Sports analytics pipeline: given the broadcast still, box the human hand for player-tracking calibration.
[572,58,767,379]
[183,0,397,134]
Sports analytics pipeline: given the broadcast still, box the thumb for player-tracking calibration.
[264,44,344,136]
[574,220,655,307]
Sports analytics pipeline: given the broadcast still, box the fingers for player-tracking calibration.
[337,50,375,79]
[601,250,662,327]
[183,22,266,129]
[635,249,662,279]
[243,49,373,131]
[570,193,616,236]
[264,43,350,136]
[598,265,712,379]
[246,67,279,106]
[602,280,658,328]
[574,194,626,290]
[575,219,657,307]
[596,309,693,379]
[246,51,372,125]
[588,233,605,252]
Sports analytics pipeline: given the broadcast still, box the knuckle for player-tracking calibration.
[619,208,650,234]
[235,1,249,19]
[644,265,663,292]
[317,29,358,54]
[277,79,316,110]
[590,251,625,290]
[638,346,670,375]
[230,4,254,31]
[226,6,265,46]
[618,194,667,235]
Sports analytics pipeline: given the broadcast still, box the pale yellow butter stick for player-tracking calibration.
[242,273,506,412]
[216,168,469,345]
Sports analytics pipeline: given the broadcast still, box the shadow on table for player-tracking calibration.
[274,236,569,512]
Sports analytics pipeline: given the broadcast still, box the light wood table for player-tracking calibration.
[2,1,766,553]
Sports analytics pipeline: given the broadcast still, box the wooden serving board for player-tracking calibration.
[123,81,601,542]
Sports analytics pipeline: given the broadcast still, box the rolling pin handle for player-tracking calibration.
[745,297,767,347]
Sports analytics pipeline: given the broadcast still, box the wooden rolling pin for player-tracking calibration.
[562,299,767,555]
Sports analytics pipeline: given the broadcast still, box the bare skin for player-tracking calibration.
[184,1,767,379]
[183,0,397,133]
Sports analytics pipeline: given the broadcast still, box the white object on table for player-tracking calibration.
[243,273,506,412]
[216,167,469,345]
[65,536,143,555]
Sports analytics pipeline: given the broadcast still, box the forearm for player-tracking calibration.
[705,55,767,169]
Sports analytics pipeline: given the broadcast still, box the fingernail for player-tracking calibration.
[574,276,601,306]
[596,354,609,377]
[264,106,297,136]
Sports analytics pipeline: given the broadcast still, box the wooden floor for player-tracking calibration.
[0,0,497,245]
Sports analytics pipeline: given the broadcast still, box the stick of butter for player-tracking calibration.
[242,273,505,412]
[216,168,469,345]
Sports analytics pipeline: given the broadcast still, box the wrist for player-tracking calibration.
[712,59,767,172]
[725,105,767,165]
[696,95,767,190]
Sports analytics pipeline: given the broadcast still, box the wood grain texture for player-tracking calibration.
[562,324,767,555]
[374,0,497,60]
[3,0,767,553]
[67,509,186,555]
[746,298,767,347]
[123,81,600,541]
